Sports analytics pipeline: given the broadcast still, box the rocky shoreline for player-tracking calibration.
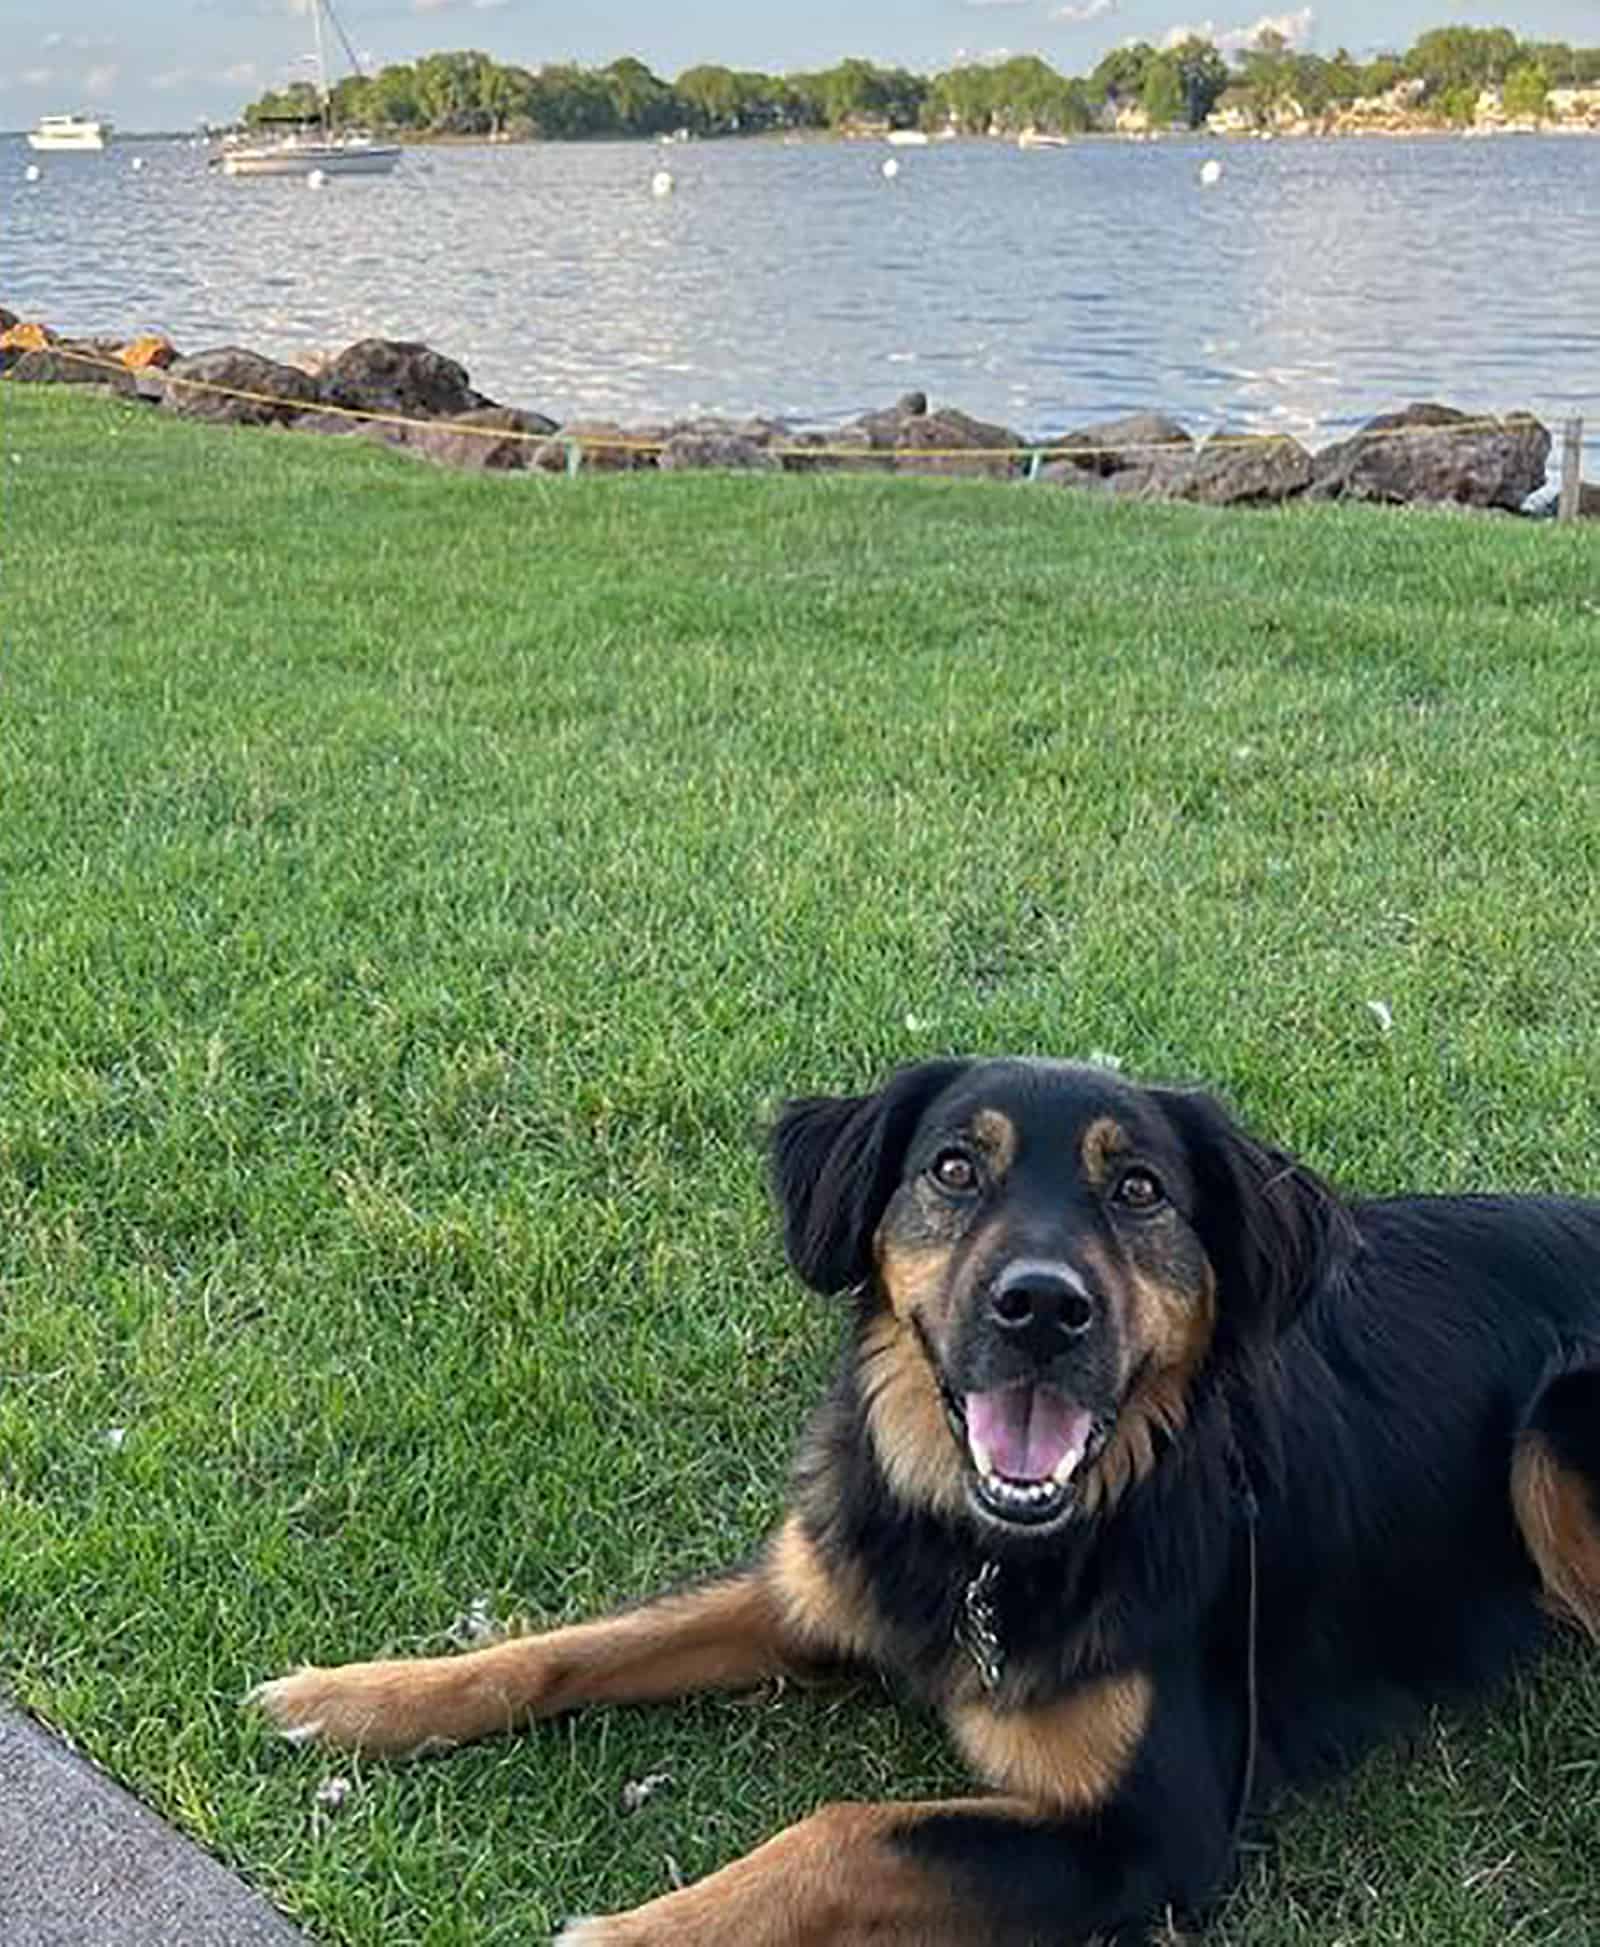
[4,314,1590,517]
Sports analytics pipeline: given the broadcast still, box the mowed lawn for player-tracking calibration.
[4,386,1600,1944]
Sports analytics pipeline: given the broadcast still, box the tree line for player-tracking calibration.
[240,28,1600,140]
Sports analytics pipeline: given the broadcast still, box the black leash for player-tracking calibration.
[1227,1455,1262,1860]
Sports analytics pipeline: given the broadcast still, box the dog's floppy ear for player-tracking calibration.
[1151,1088,1356,1346]
[769,1059,971,1295]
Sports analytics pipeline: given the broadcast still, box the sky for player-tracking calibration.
[0,0,1594,132]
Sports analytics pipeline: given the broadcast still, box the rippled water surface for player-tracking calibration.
[7,133,1598,446]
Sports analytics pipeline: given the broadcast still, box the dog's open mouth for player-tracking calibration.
[947,1384,1111,1528]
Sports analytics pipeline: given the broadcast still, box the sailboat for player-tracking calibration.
[218,0,400,178]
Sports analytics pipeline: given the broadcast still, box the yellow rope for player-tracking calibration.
[17,341,1547,464]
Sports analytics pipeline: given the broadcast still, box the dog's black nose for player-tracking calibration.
[990,1262,1095,1341]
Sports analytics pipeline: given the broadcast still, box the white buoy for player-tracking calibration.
[650,168,674,197]
[1199,157,1223,186]
[131,156,145,173]
[882,157,900,180]
[24,163,41,183]
[307,168,326,190]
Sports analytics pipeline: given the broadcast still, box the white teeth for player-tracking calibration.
[1051,1442,1088,1486]
[980,1471,1062,1508]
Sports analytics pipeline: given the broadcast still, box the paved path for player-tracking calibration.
[0,1706,310,1945]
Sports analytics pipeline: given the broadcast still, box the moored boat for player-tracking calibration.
[28,114,112,152]
[218,0,399,180]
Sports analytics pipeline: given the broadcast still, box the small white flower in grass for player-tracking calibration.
[1365,1000,1394,1035]
[103,1427,127,1451]
[904,1012,935,1034]
[619,1769,673,1816]
[314,1775,354,1813]
[1087,1050,1125,1072]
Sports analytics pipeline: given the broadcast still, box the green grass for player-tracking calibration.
[4,385,1600,1944]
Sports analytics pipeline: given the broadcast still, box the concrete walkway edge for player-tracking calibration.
[0,1704,310,1945]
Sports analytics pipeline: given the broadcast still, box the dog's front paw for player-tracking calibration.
[554,1920,651,1946]
[248,1660,461,1757]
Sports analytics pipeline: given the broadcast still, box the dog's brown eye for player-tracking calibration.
[931,1149,979,1195]
[1114,1168,1164,1211]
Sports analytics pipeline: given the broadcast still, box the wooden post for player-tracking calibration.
[1558,416,1583,524]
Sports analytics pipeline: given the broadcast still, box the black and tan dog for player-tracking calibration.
[256,1058,1600,1944]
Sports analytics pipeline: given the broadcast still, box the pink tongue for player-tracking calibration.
[965,1387,1092,1483]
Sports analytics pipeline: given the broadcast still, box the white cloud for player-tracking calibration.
[963,0,1030,9]
[151,68,194,93]
[20,67,55,88]
[84,63,119,99]
[1161,6,1313,51]
[41,31,64,49]
[220,60,261,86]
[1053,0,1117,20]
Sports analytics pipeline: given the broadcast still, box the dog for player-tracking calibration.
[255,1057,1600,1944]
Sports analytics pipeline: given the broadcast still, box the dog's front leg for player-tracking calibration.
[253,1567,798,1756]
[253,1516,861,1755]
[554,1788,1203,1947]
[556,1797,1041,1947]
[557,1661,1240,1946]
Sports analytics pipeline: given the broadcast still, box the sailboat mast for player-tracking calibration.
[311,0,329,131]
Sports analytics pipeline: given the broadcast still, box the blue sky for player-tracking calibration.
[1,0,1593,131]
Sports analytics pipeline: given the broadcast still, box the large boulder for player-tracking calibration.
[1176,432,1312,506]
[894,406,1022,478]
[318,338,488,421]
[779,424,892,474]
[658,429,780,472]
[529,421,652,473]
[1309,403,1550,510]
[5,344,138,395]
[835,396,1021,477]
[372,404,559,471]
[1046,411,1193,477]
[159,347,320,425]
[118,334,179,372]
[0,320,56,373]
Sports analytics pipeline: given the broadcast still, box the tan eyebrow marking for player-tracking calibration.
[1080,1115,1131,1188]
[969,1108,1017,1178]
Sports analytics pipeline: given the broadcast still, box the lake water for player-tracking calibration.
[6,132,1598,455]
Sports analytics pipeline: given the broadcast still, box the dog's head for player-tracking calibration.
[772,1057,1349,1538]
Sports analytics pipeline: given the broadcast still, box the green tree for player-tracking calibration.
[1525,41,1577,85]
[525,65,619,138]
[602,57,677,135]
[1140,55,1185,127]
[674,63,743,133]
[1433,82,1477,125]
[1405,26,1521,95]
[1502,61,1549,120]
[369,62,424,129]
[1168,38,1230,125]
[1090,42,1156,105]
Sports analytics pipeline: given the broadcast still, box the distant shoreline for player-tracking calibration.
[9,123,1599,147]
